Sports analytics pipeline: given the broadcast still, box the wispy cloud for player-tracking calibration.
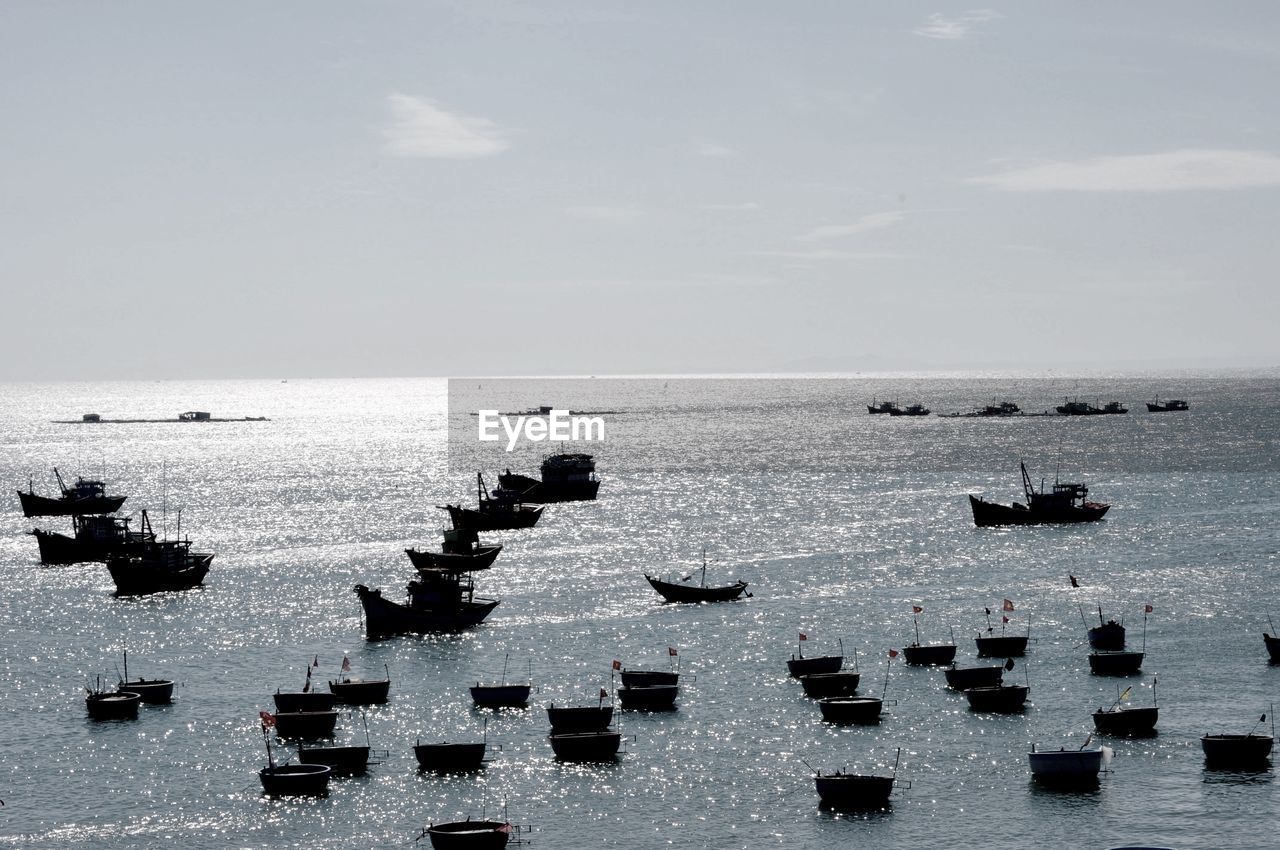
[798,211,905,242]
[564,205,643,221]
[968,149,1280,192]
[914,9,1000,40]
[382,94,508,159]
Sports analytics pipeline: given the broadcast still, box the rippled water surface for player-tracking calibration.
[1,375,1278,849]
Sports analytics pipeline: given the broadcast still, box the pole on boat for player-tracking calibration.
[500,654,510,686]
[1152,675,1158,708]
[1078,604,1090,635]
[913,612,921,647]
[853,646,858,673]
[882,652,893,700]
[838,637,844,662]
[1142,607,1149,654]
[362,710,372,748]
[891,746,902,780]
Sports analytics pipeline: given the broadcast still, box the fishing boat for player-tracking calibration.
[619,669,677,688]
[799,672,861,698]
[298,744,372,777]
[273,691,338,713]
[1146,398,1189,412]
[471,655,532,708]
[970,462,1110,526]
[787,635,845,677]
[965,684,1029,713]
[1028,744,1108,787]
[329,664,391,704]
[867,398,899,415]
[498,452,600,502]
[406,528,503,573]
[1266,632,1280,663]
[85,677,140,720]
[105,511,213,596]
[888,403,930,417]
[1093,682,1159,735]
[944,664,1004,690]
[902,609,956,666]
[975,608,1030,656]
[415,741,488,773]
[259,763,332,796]
[616,684,678,710]
[549,729,623,762]
[17,468,127,517]
[813,748,905,810]
[940,401,1025,418]
[818,696,882,725]
[29,514,154,565]
[272,710,339,739]
[547,704,613,733]
[1056,398,1127,416]
[1203,712,1274,768]
[644,550,750,603]
[423,818,513,850]
[117,650,173,704]
[353,573,500,639]
[439,474,544,532]
[1089,651,1143,676]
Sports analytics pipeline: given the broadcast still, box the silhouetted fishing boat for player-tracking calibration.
[818,696,882,725]
[619,669,677,688]
[903,609,956,665]
[1056,398,1127,416]
[1147,398,1189,412]
[813,748,904,810]
[975,607,1030,656]
[471,655,531,707]
[259,763,332,796]
[1202,734,1273,768]
[17,468,127,517]
[117,650,173,704]
[105,512,213,596]
[888,403,930,416]
[787,634,844,677]
[329,664,390,704]
[415,741,488,773]
[549,729,623,761]
[1093,682,1159,735]
[547,704,613,733]
[645,549,749,603]
[1266,632,1280,663]
[965,684,1029,712]
[498,452,600,502]
[354,574,500,639]
[617,684,678,710]
[298,745,372,777]
[407,528,503,573]
[867,398,899,415]
[944,664,1004,690]
[85,677,140,720]
[940,400,1024,418]
[799,672,861,698]
[272,710,339,739]
[1087,607,1126,651]
[1089,651,1143,676]
[440,474,543,532]
[29,514,154,565]
[1028,744,1107,786]
[273,691,337,713]
[423,818,513,850]
[970,462,1110,526]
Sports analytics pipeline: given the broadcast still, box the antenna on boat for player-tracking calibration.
[882,652,893,700]
[912,610,921,646]
[500,654,510,686]
[852,645,859,673]
[362,709,372,748]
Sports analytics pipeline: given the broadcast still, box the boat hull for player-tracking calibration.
[969,495,1109,527]
[470,684,531,708]
[86,691,140,720]
[445,504,543,532]
[426,820,511,850]
[1265,633,1280,663]
[617,685,678,710]
[106,553,212,596]
[786,655,842,677]
[31,528,135,565]
[903,643,957,666]
[354,584,500,638]
[965,684,1029,713]
[1089,651,1144,676]
[406,545,503,572]
[549,730,622,762]
[975,635,1028,657]
[497,472,599,503]
[1028,748,1104,786]
[547,705,613,733]
[18,490,126,518]
[815,774,894,809]
[298,745,371,776]
[619,670,677,688]
[818,697,883,725]
[1093,706,1158,735]
[944,665,1003,690]
[259,764,331,796]
[799,672,861,698]
[120,678,173,704]
[645,575,749,603]
[273,710,339,739]
[328,678,390,705]
[415,742,486,773]
[1202,734,1274,769]
[273,691,337,713]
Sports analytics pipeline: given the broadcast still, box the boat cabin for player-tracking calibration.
[178,411,211,421]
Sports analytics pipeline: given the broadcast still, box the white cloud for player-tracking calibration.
[968,149,1280,192]
[564,205,643,221]
[798,211,905,242]
[382,94,508,159]
[914,9,1000,40]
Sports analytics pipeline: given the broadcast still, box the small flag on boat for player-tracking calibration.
[1002,615,1009,624]
[498,824,512,835]
[984,607,991,616]
[1144,604,1154,614]
[912,605,923,614]
[612,659,621,671]
[1002,599,1015,612]
[1069,574,1080,588]
[341,655,351,673]
[259,711,276,728]
[668,647,678,657]
[799,632,808,641]
[1005,658,1015,671]
[888,649,899,658]
[1119,686,1132,701]
[599,688,608,699]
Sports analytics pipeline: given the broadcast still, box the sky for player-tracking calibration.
[3,2,1280,379]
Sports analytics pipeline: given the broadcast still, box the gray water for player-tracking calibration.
[1,374,1278,849]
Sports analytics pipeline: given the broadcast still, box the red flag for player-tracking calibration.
[611,659,621,671]
[1144,604,1154,614]
[1069,574,1079,588]
[668,647,678,657]
[259,711,276,728]
[498,824,512,835]
[1002,599,1015,612]
[911,605,923,614]
[341,655,351,673]
[599,688,608,699]
[1002,615,1009,624]
[888,649,899,658]
[798,632,808,641]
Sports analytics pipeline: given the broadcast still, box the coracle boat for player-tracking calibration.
[297,744,372,777]
[787,635,845,678]
[439,474,543,532]
[85,678,140,720]
[814,749,905,810]
[944,664,1004,690]
[259,763,332,797]
[1146,398,1189,412]
[272,710,339,739]
[799,672,861,698]
[645,550,749,603]
[619,669,677,688]
[818,696,882,725]
[616,684,678,710]
[1087,608,1126,651]
[17,468,127,517]
[354,572,500,639]
[329,665,391,705]
[902,610,956,666]
[105,514,213,596]
[415,740,487,773]
[406,528,502,573]
[1203,713,1274,769]
[273,691,338,713]
[965,684,1029,713]
[549,729,623,762]
[498,452,600,502]
[1089,651,1143,676]
[969,462,1110,526]
[117,650,174,704]
[1093,683,1159,735]
[471,655,531,707]
[547,704,613,733]
[30,514,154,565]
[423,818,513,850]
[975,609,1030,657]
[1028,744,1108,787]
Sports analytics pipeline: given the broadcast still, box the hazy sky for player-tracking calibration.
[4,2,1279,379]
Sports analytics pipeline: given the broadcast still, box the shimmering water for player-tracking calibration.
[1,375,1278,849]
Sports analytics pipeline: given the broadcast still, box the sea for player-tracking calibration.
[1,373,1278,850]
